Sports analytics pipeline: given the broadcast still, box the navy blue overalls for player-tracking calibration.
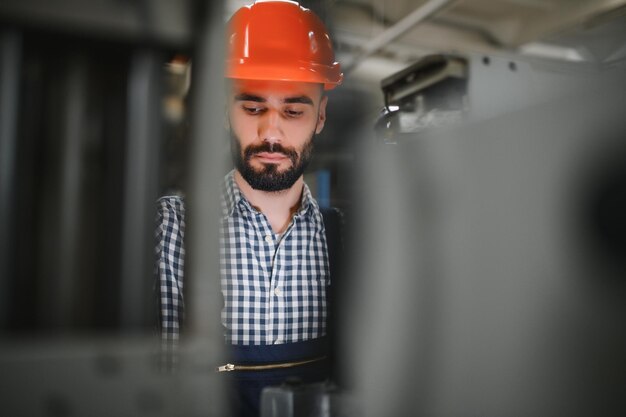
[224,337,330,416]
[223,207,341,417]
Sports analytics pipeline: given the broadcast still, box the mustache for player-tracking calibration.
[244,142,299,163]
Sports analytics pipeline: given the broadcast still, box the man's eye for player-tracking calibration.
[243,106,265,115]
[285,109,303,118]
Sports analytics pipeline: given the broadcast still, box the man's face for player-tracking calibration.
[228,79,328,192]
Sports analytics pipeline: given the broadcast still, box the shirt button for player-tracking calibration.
[264,234,272,243]
[274,337,283,344]
[274,287,282,296]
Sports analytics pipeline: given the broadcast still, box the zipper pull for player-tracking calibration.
[217,363,236,372]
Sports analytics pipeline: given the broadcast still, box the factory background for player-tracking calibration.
[1,0,625,416]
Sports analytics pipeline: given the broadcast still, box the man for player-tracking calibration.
[155,1,343,416]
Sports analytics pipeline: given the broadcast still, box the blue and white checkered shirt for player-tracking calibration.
[156,171,330,346]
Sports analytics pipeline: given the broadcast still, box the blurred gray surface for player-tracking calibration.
[0,337,222,417]
[350,65,626,416]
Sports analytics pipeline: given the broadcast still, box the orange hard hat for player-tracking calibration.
[226,0,343,90]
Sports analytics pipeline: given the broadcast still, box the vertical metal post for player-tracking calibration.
[186,0,226,341]
[174,2,228,414]
[119,49,162,330]
[50,56,88,327]
[0,29,21,329]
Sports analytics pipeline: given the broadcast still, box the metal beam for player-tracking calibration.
[0,29,21,329]
[506,0,626,47]
[342,0,459,74]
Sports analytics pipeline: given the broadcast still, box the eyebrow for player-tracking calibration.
[234,93,314,105]
[234,93,265,102]
[283,96,314,105]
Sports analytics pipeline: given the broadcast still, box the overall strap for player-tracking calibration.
[320,206,342,280]
[319,206,344,383]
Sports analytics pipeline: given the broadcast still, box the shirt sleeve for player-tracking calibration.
[155,195,186,343]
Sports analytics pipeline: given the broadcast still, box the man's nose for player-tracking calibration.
[258,110,283,143]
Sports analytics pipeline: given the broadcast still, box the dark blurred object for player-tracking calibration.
[0,0,227,416]
[581,146,626,268]
[0,0,196,334]
[0,30,162,333]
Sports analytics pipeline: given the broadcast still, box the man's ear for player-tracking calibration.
[315,95,328,134]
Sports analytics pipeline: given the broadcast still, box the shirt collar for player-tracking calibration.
[221,170,318,219]
[221,170,242,218]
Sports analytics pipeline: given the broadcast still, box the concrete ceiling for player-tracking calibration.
[224,0,626,90]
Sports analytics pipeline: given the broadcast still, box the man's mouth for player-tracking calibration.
[254,152,289,163]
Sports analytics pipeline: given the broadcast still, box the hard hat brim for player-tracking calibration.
[226,58,343,91]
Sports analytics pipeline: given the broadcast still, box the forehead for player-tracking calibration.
[229,79,323,101]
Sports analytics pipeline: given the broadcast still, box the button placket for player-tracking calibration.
[266,239,276,342]
[273,239,286,344]
[254,218,276,341]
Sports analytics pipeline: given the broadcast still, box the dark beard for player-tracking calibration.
[231,132,315,192]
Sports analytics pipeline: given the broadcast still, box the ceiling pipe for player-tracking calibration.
[342,0,459,74]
